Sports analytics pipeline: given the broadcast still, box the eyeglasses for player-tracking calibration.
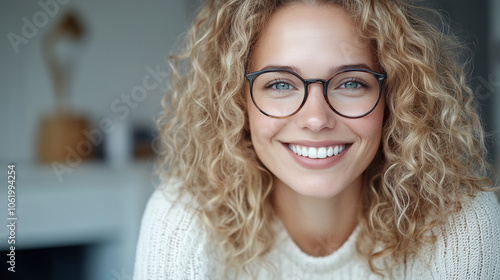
[245,68,386,119]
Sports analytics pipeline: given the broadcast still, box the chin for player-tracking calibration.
[280,177,354,199]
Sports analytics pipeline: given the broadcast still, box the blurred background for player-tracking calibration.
[0,0,198,279]
[0,0,498,279]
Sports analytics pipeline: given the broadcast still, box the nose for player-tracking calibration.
[295,82,336,131]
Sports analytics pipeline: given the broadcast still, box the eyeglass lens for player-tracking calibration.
[250,70,381,118]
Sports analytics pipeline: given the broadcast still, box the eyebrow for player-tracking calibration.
[258,63,375,76]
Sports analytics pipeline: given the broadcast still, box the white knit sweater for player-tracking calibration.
[133,187,500,279]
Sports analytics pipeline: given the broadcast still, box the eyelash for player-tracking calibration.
[338,78,368,88]
[265,79,295,89]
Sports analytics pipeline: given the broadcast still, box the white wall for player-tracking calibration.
[0,0,196,162]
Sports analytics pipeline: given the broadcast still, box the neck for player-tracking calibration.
[272,177,362,256]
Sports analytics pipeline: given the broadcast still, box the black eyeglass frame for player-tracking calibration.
[245,68,386,119]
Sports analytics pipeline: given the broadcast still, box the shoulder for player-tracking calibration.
[133,184,221,279]
[417,191,500,279]
[443,191,500,245]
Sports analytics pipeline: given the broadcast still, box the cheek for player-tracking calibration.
[247,93,267,147]
[249,108,277,144]
[247,93,286,150]
[345,95,385,151]
[358,101,385,145]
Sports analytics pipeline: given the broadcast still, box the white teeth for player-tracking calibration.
[327,147,334,157]
[301,147,307,156]
[308,147,318,159]
[288,144,347,159]
[317,147,327,159]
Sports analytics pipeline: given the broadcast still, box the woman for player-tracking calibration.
[134,0,500,279]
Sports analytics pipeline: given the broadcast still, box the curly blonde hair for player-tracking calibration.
[156,0,494,277]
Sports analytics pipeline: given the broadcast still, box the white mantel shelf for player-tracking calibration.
[0,161,155,280]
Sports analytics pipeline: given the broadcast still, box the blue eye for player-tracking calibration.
[272,82,292,90]
[341,81,362,89]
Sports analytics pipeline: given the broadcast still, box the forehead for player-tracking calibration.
[250,3,376,75]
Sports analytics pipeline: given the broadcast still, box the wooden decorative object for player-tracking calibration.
[37,11,88,163]
[37,113,89,163]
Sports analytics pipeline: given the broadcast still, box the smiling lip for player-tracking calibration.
[287,143,347,159]
[283,141,351,169]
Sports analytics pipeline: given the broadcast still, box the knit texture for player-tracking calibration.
[133,187,500,279]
